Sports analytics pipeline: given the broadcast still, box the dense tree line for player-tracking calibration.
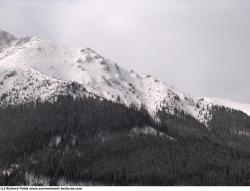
[209,106,250,151]
[156,107,212,139]
[1,96,250,185]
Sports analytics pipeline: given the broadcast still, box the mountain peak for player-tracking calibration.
[0,29,18,49]
[0,29,15,37]
[0,30,249,127]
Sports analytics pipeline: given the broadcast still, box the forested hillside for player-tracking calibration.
[1,95,250,186]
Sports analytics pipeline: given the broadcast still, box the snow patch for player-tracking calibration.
[25,172,101,186]
[238,130,250,137]
[130,126,175,141]
[49,135,62,147]
[57,178,101,186]
[25,172,50,186]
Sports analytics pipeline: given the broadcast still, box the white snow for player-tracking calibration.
[49,135,62,147]
[130,126,175,141]
[238,130,250,137]
[2,169,12,176]
[57,178,100,186]
[25,172,50,186]
[25,172,101,186]
[1,163,20,177]
[0,30,249,126]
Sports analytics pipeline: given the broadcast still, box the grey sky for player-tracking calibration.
[0,0,250,103]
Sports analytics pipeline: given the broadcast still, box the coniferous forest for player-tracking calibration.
[1,95,250,186]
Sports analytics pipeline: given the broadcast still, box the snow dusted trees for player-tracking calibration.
[1,95,250,185]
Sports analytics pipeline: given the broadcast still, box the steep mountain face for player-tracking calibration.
[1,30,250,186]
[0,30,250,126]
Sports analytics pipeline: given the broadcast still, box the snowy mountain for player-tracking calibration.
[0,29,249,126]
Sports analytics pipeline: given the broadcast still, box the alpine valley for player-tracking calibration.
[1,30,250,186]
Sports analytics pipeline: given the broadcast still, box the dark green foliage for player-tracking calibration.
[0,95,157,185]
[156,107,211,139]
[1,96,250,186]
[209,106,250,150]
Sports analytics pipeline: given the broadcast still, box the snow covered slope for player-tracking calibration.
[204,97,250,116]
[0,30,249,126]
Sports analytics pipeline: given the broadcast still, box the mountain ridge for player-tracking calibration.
[0,29,249,126]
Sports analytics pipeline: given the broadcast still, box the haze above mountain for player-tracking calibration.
[0,0,250,103]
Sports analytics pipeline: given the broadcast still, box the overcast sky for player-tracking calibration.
[0,0,250,103]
